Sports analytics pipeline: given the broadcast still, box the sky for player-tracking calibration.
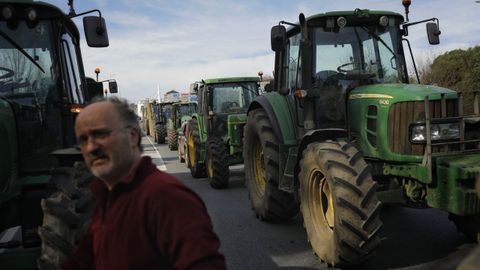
[43,0,480,103]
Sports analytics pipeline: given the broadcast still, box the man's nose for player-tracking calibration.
[82,136,100,153]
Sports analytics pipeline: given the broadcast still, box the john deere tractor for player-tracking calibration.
[244,1,480,267]
[166,101,197,150]
[186,77,259,188]
[154,101,173,144]
[0,1,111,269]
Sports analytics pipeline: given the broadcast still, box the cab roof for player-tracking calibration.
[203,77,260,85]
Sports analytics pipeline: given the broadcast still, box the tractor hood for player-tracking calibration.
[180,115,192,126]
[349,83,457,102]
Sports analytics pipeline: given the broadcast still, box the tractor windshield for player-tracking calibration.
[177,103,197,116]
[313,25,406,87]
[0,21,57,104]
[211,82,258,114]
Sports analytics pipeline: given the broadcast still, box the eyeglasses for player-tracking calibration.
[76,126,131,148]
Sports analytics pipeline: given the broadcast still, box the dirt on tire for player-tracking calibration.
[298,140,382,267]
[37,162,95,270]
[243,108,299,221]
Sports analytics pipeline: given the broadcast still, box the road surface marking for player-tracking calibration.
[143,136,167,171]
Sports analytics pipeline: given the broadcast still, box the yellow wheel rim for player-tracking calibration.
[207,152,214,177]
[309,170,334,230]
[252,138,266,195]
[187,132,195,166]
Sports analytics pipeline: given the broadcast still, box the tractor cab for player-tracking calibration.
[271,8,440,132]
[202,78,259,139]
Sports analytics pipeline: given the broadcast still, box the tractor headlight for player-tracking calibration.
[410,122,460,143]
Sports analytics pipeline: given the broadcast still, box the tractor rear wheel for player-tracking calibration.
[167,129,178,150]
[449,214,480,242]
[243,109,299,221]
[298,141,382,267]
[155,124,166,144]
[206,137,229,189]
[37,162,95,270]
[187,119,206,178]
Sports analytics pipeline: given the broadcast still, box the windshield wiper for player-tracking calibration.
[0,29,45,73]
[238,83,259,96]
[360,26,395,57]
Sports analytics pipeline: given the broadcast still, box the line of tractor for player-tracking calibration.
[0,0,479,269]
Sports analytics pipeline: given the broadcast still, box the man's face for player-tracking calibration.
[75,101,138,184]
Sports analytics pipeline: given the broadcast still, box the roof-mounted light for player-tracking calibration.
[25,8,37,21]
[1,5,14,20]
[337,17,347,28]
[379,16,389,27]
[25,7,38,28]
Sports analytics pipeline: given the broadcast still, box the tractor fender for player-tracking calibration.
[248,94,296,145]
[293,128,348,187]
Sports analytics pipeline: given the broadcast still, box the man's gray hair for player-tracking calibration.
[90,96,143,152]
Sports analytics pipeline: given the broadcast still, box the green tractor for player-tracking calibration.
[243,2,480,268]
[166,101,197,150]
[186,77,260,188]
[0,1,110,269]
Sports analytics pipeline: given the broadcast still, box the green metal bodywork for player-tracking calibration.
[430,154,480,215]
[192,77,260,166]
[251,8,480,217]
[167,102,196,133]
[348,84,458,162]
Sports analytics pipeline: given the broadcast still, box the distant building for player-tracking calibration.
[164,90,180,102]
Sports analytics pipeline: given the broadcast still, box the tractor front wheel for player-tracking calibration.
[155,124,166,144]
[298,141,382,267]
[37,162,95,270]
[243,109,299,221]
[167,129,178,150]
[206,137,229,189]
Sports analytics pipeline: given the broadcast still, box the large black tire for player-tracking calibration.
[206,137,229,189]
[37,162,95,270]
[186,119,207,178]
[449,214,480,242]
[243,109,299,221]
[155,124,166,144]
[167,128,178,150]
[298,141,382,267]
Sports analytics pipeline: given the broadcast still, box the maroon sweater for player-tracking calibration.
[63,156,226,270]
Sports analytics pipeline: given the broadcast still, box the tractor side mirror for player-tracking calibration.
[271,25,286,52]
[83,16,109,47]
[426,22,440,45]
[108,80,118,93]
[190,83,198,94]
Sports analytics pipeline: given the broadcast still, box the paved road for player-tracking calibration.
[142,136,477,270]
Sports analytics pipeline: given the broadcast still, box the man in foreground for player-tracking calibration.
[63,96,226,270]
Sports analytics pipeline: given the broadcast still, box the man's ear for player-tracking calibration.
[129,127,139,147]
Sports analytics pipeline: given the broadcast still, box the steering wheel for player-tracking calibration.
[337,62,356,73]
[314,70,344,89]
[0,67,14,80]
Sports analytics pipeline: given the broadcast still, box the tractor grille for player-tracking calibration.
[388,100,458,155]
